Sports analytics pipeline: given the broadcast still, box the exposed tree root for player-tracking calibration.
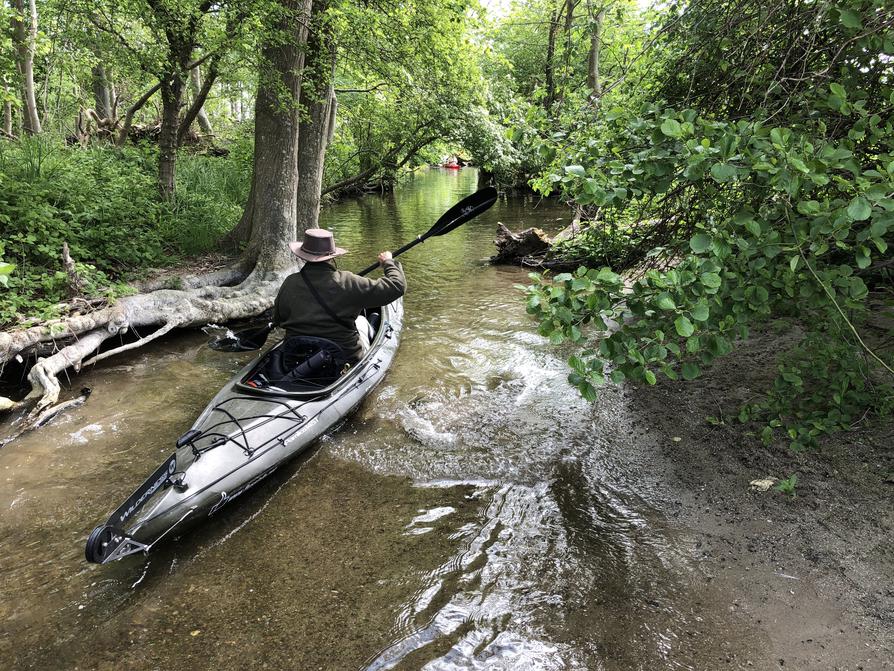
[1,266,292,437]
[82,320,181,367]
[133,263,248,293]
[0,388,92,448]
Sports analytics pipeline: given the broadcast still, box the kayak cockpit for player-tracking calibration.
[235,306,393,398]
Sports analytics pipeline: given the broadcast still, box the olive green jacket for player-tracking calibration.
[273,260,406,360]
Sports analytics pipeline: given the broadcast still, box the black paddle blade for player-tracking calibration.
[208,323,272,352]
[428,186,498,239]
[357,187,500,276]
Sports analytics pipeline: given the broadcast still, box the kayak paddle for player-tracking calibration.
[355,186,497,276]
[208,186,499,352]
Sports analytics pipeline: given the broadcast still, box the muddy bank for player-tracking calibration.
[611,329,894,670]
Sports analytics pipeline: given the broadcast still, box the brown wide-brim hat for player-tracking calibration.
[289,228,347,262]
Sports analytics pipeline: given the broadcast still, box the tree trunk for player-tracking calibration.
[296,6,336,231]
[2,80,13,136]
[587,5,605,99]
[92,64,113,119]
[10,0,41,134]
[190,65,215,136]
[554,0,577,109]
[296,86,336,229]
[2,100,12,136]
[116,81,161,147]
[179,61,218,144]
[544,2,560,114]
[237,0,312,272]
[158,75,184,199]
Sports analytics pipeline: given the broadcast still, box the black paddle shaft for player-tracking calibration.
[356,187,498,276]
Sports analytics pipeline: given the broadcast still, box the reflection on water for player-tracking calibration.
[1,168,749,670]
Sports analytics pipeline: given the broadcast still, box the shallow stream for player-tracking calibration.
[0,169,752,670]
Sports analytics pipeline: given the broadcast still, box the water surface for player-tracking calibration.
[0,168,753,670]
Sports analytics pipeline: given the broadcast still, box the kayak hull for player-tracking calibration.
[86,299,403,563]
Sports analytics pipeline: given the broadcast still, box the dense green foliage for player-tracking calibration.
[514,0,894,449]
[0,0,486,326]
[0,136,250,326]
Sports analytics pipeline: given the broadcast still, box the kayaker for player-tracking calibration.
[273,228,406,364]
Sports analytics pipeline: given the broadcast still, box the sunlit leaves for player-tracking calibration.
[660,118,682,137]
[0,262,14,288]
[515,0,894,445]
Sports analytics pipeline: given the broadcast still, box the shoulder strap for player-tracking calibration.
[300,267,357,331]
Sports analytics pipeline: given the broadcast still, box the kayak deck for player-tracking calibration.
[85,299,403,564]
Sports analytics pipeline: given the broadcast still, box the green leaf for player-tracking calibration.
[690,301,710,322]
[744,219,762,237]
[674,315,695,337]
[595,267,620,283]
[848,276,868,299]
[681,362,701,380]
[565,164,586,177]
[771,127,793,147]
[710,163,737,182]
[660,119,682,137]
[789,256,800,272]
[610,369,626,384]
[789,157,809,173]
[829,82,847,98]
[700,272,722,289]
[580,381,598,402]
[644,369,657,385]
[838,8,862,29]
[847,197,871,221]
[855,247,871,269]
[689,233,712,253]
[796,200,820,216]
[656,292,676,310]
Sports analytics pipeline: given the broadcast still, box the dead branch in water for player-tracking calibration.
[0,266,292,437]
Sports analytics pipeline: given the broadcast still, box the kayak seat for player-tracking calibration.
[366,310,381,334]
[244,336,348,392]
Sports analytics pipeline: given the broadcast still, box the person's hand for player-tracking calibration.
[378,251,393,265]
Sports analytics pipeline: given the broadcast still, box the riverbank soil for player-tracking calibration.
[620,329,893,670]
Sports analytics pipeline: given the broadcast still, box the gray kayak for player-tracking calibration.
[85,299,403,564]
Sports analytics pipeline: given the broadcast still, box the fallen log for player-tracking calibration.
[490,223,552,264]
[0,266,291,436]
[490,219,585,268]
